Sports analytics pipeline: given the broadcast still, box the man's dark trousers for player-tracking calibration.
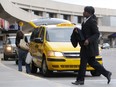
[76,46,109,81]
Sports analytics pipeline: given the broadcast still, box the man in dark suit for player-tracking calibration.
[72,6,112,85]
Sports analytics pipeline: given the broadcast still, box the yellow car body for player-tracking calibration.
[29,18,103,76]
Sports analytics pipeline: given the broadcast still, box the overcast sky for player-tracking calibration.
[53,0,116,9]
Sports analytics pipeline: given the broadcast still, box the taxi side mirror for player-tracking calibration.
[34,38,43,43]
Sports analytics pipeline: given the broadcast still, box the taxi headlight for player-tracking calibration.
[54,52,63,56]
[6,46,12,51]
[48,51,63,57]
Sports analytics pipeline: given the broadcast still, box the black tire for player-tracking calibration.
[31,61,37,73]
[74,70,78,73]
[4,54,8,60]
[41,58,52,77]
[90,70,101,76]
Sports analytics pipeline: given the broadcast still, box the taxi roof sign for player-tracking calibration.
[57,23,75,27]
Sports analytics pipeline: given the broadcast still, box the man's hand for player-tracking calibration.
[74,29,78,33]
[73,27,78,33]
[84,39,89,46]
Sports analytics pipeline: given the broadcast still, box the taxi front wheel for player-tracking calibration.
[42,58,53,76]
[90,70,101,76]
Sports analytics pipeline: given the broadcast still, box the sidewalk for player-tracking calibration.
[0,52,116,87]
[0,58,70,87]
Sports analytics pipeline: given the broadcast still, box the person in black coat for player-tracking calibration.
[72,6,112,85]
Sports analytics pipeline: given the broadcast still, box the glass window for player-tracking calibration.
[39,27,45,41]
[30,28,40,41]
[46,28,73,42]
[63,14,71,21]
[49,12,57,18]
[78,16,82,23]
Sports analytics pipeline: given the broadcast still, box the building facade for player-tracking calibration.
[0,0,116,47]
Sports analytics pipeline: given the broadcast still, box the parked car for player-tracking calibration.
[3,36,17,60]
[101,43,110,49]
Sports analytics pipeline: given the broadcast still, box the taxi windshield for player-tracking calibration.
[46,28,73,42]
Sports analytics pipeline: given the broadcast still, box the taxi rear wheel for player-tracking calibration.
[42,58,52,76]
[90,70,101,76]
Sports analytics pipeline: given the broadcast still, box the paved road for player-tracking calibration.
[1,48,116,87]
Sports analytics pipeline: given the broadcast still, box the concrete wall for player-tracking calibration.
[0,0,116,47]
[10,0,116,17]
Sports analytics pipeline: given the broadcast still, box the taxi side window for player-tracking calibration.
[30,28,39,41]
[39,27,45,41]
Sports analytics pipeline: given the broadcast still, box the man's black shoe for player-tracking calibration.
[72,81,84,85]
[106,72,112,84]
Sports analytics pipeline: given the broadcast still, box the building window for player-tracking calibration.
[32,10,38,15]
[21,8,29,12]
[63,14,71,21]
[78,16,82,23]
[38,11,43,16]
[49,12,57,18]
[31,10,43,16]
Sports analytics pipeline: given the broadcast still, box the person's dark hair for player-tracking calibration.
[84,6,95,14]
[16,30,24,39]
[84,6,97,20]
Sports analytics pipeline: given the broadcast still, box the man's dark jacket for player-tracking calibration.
[71,28,84,48]
[81,16,100,57]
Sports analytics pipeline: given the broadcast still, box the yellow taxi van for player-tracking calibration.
[29,18,103,76]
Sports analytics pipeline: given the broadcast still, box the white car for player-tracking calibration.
[3,36,17,60]
[101,43,110,49]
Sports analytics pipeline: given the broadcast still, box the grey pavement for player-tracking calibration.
[0,55,71,87]
[0,53,116,87]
